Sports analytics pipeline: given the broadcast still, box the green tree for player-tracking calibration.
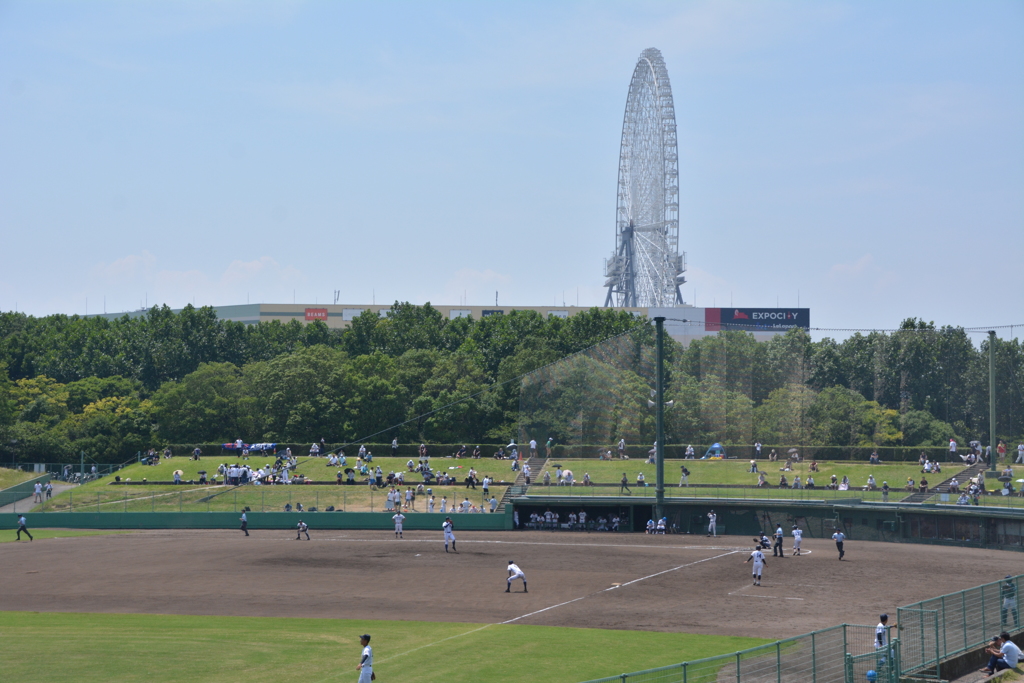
[151,363,255,443]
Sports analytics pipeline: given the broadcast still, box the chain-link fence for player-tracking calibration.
[581,574,1024,683]
[898,573,1023,680]
[581,624,884,683]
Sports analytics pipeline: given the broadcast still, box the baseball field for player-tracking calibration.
[4,528,1023,683]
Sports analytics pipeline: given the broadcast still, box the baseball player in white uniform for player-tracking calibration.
[296,520,310,540]
[506,560,528,593]
[707,510,717,537]
[393,512,405,538]
[791,525,803,556]
[745,545,766,585]
[443,517,456,553]
[356,634,373,682]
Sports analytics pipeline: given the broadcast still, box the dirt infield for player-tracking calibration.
[3,530,1021,639]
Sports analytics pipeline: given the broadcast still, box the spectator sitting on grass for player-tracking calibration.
[956,493,970,505]
[809,460,819,472]
[637,472,646,487]
[583,472,591,486]
[806,475,815,489]
[869,451,880,464]
[919,478,929,493]
[757,472,768,487]
[779,474,788,488]
[905,478,915,491]
[865,474,877,491]
[792,475,802,489]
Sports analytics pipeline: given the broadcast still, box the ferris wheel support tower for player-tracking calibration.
[604,48,686,308]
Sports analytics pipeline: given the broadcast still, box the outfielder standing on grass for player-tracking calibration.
[296,520,309,540]
[745,545,766,585]
[443,516,456,552]
[16,514,33,541]
[393,511,405,539]
[356,634,374,682]
[506,560,528,593]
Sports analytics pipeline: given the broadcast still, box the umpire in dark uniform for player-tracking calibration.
[773,524,784,557]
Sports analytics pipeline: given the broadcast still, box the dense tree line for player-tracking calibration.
[0,305,1020,463]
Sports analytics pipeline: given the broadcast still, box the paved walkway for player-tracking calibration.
[0,483,75,515]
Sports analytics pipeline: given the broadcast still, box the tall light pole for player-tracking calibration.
[655,316,666,520]
[989,330,997,475]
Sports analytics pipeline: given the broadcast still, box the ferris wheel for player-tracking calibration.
[604,48,686,308]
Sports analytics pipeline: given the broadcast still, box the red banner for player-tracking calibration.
[305,308,328,321]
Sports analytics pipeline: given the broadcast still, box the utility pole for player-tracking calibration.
[989,330,997,475]
[655,316,666,520]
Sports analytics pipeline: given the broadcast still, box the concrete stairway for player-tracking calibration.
[901,462,988,503]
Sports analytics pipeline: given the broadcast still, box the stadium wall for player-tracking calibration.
[508,497,1024,551]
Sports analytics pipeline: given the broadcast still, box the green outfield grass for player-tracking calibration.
[1,528,135,543]
[0,466,40,489]
[0,611,767,683]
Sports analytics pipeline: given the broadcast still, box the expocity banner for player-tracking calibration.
[704,308,810,331]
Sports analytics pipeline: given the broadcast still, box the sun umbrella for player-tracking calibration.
[173,470,183,476]
[344,468,355,474]
[788,448,799,453]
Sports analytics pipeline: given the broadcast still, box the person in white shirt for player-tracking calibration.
[392,512,405,539]
[442,517,456,552]
[791,525,803,556]
[489,496,497,513]
[949,438,957,461]
[832,530,846,560]
[875,613,896,667]
[506,560,528,593]
[428,496,435,513]
[1017,443,1024,464]
[296,520,309,540]
[440,496,447,514]
[33,482,43,502]
[745,546,766,585]
[356,634,373,683]
[983,632,1021,675]
[707,510,717,537]
[529,439,537,457]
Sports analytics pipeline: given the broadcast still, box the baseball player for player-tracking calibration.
[443,516,456,553]
[832,530,846,560]
[1002,575,1019,628]
[791,525,803,556]
[240,511,249,537]
[16,514,33,541]
[393,511,405,538]
[707,510,717,537]
[506,560,528,593]
[355,633,373,682]
[296,520,310,540]
[875,614,896,668]
[745,545,766,585]
[773,524,784,557]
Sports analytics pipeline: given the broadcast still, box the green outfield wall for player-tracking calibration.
[22,508,513,531]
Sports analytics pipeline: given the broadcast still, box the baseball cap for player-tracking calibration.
[879,614,888,621]
[360,634,371,641]
[508,560,514,564]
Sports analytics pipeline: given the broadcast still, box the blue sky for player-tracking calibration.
[1,1,1021,335]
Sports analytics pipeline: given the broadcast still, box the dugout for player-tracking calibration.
[509,495,1024,551]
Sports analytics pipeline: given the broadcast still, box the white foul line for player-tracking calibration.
[501,550,740,624]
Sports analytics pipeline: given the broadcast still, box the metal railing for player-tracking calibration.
[581,574,1024,683]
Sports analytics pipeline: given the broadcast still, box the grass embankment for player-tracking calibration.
[0,611,767,683]
[1,528,135,543]
[33,483,508,514]
[0,467,41,490]
[35,455,512,514]
[529,459,980,503]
